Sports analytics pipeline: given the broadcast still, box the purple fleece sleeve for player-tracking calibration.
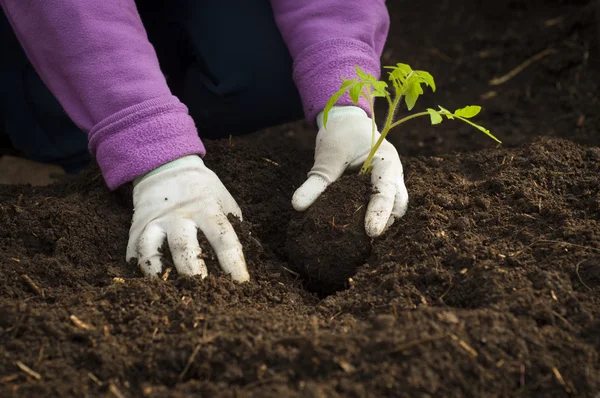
[0,0,205,189]
[270,0,390,124]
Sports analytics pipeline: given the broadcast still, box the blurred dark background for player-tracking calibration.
[1,0,599,184]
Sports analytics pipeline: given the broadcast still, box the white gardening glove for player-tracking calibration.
[126,155,249,282]
[292,106,409,237]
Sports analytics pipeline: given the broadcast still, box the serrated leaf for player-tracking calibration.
[340,78,356,90]
[414,70,436,92]
[386,63,413,87]
[386,63,413,78]
[438,105,454,119]
[372,81,389,97]
[323,83,354,128]
[388,75,401,90]
[437,105,501,144]
[427,108,443,125]
[349,82,365,104]
[454,115,501,143]
[454,105,481,118]
[355,65,376,82]
[404,81,424,111]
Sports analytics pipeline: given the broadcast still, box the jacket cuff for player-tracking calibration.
[292,38,381,125]
[88,95,205,190]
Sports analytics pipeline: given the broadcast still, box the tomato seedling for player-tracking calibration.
[323,63,501,174]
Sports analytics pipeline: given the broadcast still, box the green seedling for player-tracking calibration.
[323,63,501,174]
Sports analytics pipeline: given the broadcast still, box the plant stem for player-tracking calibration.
[453,115,502,143]
[384,90,402,133]
[388,111,431,130]
[360,88,404,174]
[365,90,376,150]
[360,111,431,174]
[385,95,394,113]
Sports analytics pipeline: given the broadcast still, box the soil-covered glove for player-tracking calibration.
[126,155,249,282]
[292,106,409,237]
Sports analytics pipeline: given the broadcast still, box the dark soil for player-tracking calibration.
[2,0,600,396]
[286,174,372,296]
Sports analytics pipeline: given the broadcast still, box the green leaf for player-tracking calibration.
[385,63,413,89]
[414,70,436,92]
[355,65,376,82]
[453,105,481,118]
[371,81,389,98]
[454,116,502,144]
[385,63,413,80]
[323,81,355,128]
[404,81,424,111]
[438,105,454,119]
[388,75,401,90]
[437,104,502,144]
[349,82,365,104]
[339,78,356,90]
[427,108,443,125]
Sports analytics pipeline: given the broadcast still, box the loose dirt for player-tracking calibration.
[1,0,600,396]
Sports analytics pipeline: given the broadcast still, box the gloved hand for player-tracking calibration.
[292,106,409,237]
[126,155,249,282]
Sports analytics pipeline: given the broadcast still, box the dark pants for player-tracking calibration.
[0,0,303,173]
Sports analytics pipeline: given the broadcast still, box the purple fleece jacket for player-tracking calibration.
[0,1,389,189]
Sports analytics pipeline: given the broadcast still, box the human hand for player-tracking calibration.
[126,155,249,281]
[292,106,408,237]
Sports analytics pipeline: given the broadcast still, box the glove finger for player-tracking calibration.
[292,174,330,211]
[393,178,409,219]
[196,210,249,282]
[381,183,410,233]
[293,130,352,212]
[365,155,400,238]
[365,189,396,237]
[134,224,167,276]
[166,220,208,277]
[220,191,244,221]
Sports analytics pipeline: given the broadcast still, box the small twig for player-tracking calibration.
[70,315,95,330]
[536,239,600,253]
[575,260,593,291]
[489,48,556,86]
[509,240,539,258]
[36,344,45,366]
[178,344,202,381]
[109,383,127,398]
[262,158,280,167]
[15,361,41,380]
[353,205,365,215]
[510,239,600,258]
[249,236,263,250]
[88,372,103,386]
[0,374,19,383]
[552,366,573,394]
[20,274,44,297]
[329,311,344,322]
[551,311,576,332]
[161,267,172,281]
[438,280,455,302]
[390,333,449,354]
[178,334,220,381]
[280,266,300,277]
[450,333,478,357]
